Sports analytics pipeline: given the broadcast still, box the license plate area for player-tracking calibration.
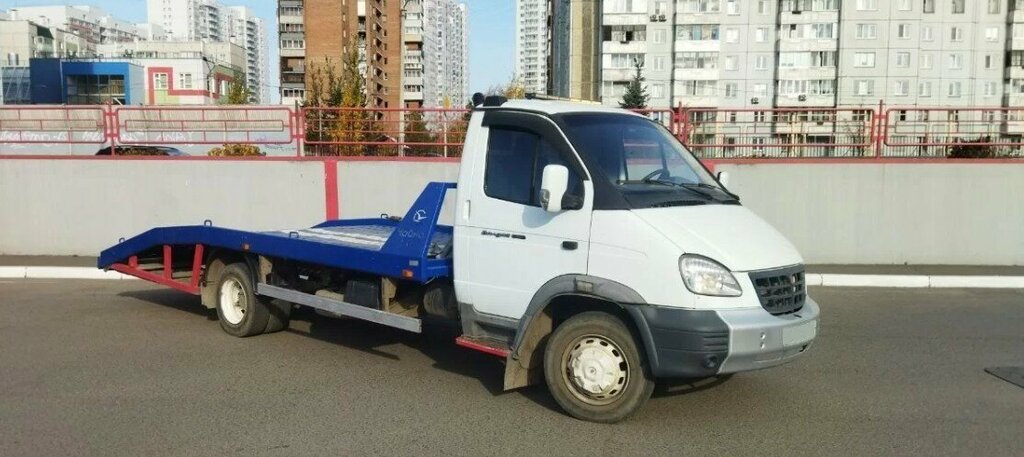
[782,321,817,346]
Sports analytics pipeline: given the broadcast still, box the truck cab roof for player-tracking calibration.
[480,99,647,117]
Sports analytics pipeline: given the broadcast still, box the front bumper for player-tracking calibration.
[625,298,820,378]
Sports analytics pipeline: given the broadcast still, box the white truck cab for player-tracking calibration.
[453,98,819,422]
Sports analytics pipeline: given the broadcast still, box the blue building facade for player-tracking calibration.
[30,59,145,105]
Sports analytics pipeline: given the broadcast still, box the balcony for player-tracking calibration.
[603,41,647,53]
[1012,9,1024,23]
[1007,65,1024,79]
[777,67,837,80]
[778,38,838,52]
[774,94,837,108]
[778,10,839,24]
[673,40,721,52]
[280,48,305,58]
[673,68,720,81]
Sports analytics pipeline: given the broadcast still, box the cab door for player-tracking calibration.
[454,111,592,319]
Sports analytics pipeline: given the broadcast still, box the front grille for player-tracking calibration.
[749,265,806,315]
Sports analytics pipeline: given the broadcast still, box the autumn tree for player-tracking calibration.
[222,80,251,105]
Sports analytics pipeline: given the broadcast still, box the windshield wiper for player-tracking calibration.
[680,183,740,202]
[619,178,717,201]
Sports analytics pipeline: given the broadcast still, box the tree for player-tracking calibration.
[486,77,527,100]
[303,53,380,156]
[222,80,250,105]
[619,60,650,109]
[403,110,439,157]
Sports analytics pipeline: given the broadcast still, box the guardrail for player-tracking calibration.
[1,104,1022,159]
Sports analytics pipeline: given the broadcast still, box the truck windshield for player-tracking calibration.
[559,113,734,208]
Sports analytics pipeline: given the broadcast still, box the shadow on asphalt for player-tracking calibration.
[118,289,215,320]
[119,291,724,415]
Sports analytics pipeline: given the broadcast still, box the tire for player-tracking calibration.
[543,311,655,423]
[215,263,271,337]
[263,299,292,333]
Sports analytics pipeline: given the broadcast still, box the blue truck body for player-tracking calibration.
[98,182,456,283]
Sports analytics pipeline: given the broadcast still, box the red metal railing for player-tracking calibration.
[302,107,471,157]
[0,106,108,144]
[681,107,878,158]
[1,104,1023,159]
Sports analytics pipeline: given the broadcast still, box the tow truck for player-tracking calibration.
[100,96,819,422]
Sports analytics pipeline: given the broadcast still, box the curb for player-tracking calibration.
[0,267,1022,288]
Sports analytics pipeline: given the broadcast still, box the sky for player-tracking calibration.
[1,0,516,101]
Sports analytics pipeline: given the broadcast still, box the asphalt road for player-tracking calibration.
[1,280,1022,456]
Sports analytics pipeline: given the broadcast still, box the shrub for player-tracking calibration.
[947,137,995,159]
[208,144,263,157]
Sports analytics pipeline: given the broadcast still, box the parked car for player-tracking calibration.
[95,146,188,156]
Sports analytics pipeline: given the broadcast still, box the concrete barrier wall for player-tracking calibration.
[0,159,326,256]
[718,162,1024,266]
[1,158,1022,265]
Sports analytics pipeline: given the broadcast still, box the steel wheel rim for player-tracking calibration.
[219,278,246,325]
[561,334,630,406]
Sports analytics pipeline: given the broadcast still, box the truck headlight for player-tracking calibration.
[679,255,742,297]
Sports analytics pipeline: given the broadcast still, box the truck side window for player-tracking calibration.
[485,127,583,208]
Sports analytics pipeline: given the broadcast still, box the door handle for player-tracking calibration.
[562,241,578,251]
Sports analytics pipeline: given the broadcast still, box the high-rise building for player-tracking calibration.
[226,7,269,104]
[147,0,269,103]
[8,5,145,45]
[549,0,601,100]
[278,0,402,112]
[402,0,469,109]
[593,0,1018,112]
[515,0,549,94]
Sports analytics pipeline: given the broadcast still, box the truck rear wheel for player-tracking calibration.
[215,263,270,337]
[543,311,654,423]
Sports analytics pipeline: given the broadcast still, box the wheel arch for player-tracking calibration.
[199,248,260,309]
[503,274,658,391]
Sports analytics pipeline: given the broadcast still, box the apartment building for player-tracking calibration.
[8,5,145,45]
[595,0,1016,111]
[147,0,269,103]
[516,0,549,94]
[419,0,468,108]
[277,0,401,111]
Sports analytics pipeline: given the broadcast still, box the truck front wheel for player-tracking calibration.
[543,311,655,423]
[215,263,270,337]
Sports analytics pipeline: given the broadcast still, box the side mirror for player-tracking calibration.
[540,164,569,213]
[716,171,731,188]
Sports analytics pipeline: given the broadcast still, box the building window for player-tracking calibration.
[678,80,718,96]
[921,54,933,69]
[894,80,910,96]
[948,82,962,97]
[854,80,874,96]
[985,27,999,41]
[950,27,963,41]
[65,74,126,105]
[754,55,769,70]
[985,54,995,69]
[724,28,739,43]
[674,52,720,69]
[924,0,935,13]
[897,0,912,10]
[897,24,911,39]
[677,0,722,13]
[948,53,963,69]
[726,0,739,14]
[724,55,738,70]
[922,26,933,41]
[856,24,876,39]
[983,81,998,96]
[919,81,932,97]
[854,52,876,67]
[855,0,877,10]
[989,0,1001,13]
[179,73,193,89]
[952,0,965,13]
[676,24,720,41]
[652,56,667,71]
[724,82,738,98]
[758,1,770,14]
[754,28,768,42]
[154,73,168,90]
[610,53,645,68]
[753,83,768,97]
[896,52,911,67]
